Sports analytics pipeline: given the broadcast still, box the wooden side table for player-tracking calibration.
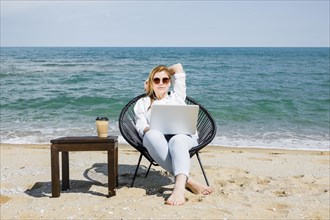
[50,136,118,198]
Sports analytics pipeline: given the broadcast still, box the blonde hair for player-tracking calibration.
[145,65,172,99]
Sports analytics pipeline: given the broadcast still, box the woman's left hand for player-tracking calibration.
[144,79,148,91]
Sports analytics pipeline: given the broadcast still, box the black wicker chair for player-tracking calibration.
[118,94,217,187]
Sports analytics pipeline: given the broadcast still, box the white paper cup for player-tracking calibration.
[96,117,109,138]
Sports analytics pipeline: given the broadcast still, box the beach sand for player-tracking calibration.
[0,143,329,219]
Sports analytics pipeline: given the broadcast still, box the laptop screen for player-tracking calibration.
[150,104,199,135]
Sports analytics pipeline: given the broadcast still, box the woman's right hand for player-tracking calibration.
[168,63,184,75]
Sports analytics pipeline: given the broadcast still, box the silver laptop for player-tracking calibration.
[150,104,199,135]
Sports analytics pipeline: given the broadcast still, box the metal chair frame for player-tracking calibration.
[119,94,217,187]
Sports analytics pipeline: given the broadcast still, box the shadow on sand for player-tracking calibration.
[24,163,173,199]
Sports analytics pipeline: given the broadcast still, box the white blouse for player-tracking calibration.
[133,72,187,137]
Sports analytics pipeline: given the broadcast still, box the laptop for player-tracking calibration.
[150,104,199,135]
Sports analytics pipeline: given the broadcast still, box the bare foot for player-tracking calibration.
[165,186,186,206]
[165,174,187,206]
[186,178,213,195]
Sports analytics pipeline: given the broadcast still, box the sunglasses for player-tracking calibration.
[152,77,170,84]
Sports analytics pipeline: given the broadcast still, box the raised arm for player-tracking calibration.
[168,63,186,102]
[168,63,184,75]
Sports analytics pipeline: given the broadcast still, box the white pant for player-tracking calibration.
[143,129,198,177]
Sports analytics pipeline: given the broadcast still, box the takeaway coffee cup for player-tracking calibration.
[96,117,109,138]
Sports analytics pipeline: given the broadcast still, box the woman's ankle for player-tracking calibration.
[175,174,188,188]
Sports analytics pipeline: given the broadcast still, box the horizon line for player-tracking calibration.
[1,46,329,48]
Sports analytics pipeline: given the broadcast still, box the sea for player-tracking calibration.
[0,47,329,151]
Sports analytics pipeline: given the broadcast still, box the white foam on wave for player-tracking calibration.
[209,136,330,151]
[1,120,329,151]
[1,129,329,151]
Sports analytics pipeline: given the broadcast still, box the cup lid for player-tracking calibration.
[96,117,109,121]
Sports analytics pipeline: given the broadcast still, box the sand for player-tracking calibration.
[0,143,329,219]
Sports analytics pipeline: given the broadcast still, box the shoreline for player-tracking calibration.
[1,142,329,155]
[1,142,329,219]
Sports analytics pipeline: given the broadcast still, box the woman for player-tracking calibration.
[134,63,213,206]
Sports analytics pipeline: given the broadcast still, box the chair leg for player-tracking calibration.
[196,152,210,186]
[145,162,153,178]
[131,153,143,187]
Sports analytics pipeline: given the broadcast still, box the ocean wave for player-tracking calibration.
[1,125,329,151]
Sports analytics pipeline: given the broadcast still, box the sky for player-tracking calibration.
[1,1,329,47]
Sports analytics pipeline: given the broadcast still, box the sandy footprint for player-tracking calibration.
[291,174,305,179]
[249,157,272,161]
[274,190,288,197]
[317,159,330,165]
[265,202,290,217]
[216,167,250,175]
[256,176,271,185]
[203,165,220,170]
[228,176,250,188]
[270,152,285,155]
[0,195,11,204]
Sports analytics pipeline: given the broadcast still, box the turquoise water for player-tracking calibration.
[0,47,329,150]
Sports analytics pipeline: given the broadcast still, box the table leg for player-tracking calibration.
[51,146,60,198]
[115,142,118,187]
[62,151,70,190]
[108,145,116,197]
